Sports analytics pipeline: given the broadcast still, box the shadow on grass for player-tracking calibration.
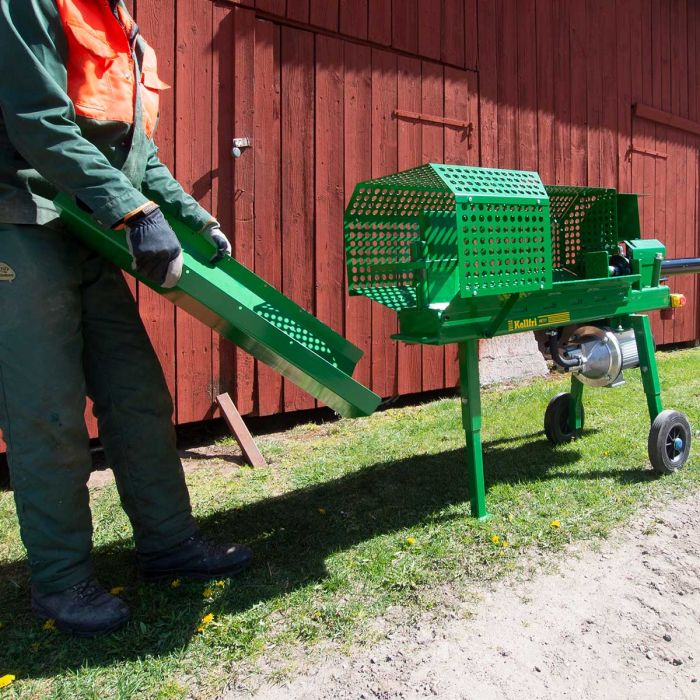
[0,429,653,680]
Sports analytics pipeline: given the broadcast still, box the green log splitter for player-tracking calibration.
[344,164,699,519]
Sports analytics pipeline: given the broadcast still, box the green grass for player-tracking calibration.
[0,348,698,699]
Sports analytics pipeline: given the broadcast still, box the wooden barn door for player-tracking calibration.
[229,7,479,413]
[632,115,700,345]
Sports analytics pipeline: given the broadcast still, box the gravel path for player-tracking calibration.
[250,492,700,700]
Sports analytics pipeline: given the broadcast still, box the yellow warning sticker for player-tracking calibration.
[507,311,571,332]
[0,262,15,282]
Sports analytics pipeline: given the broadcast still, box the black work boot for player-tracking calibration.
[31,577,129,637]
[138,534,252,582]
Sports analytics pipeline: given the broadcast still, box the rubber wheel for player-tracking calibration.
[544,392,584,445]
[648,410,692,475]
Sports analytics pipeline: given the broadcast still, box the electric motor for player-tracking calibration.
[562,326,640,387]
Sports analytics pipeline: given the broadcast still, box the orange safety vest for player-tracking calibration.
[54,0,169,138]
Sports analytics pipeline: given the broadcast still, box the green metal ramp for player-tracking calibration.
[55,195,380,419]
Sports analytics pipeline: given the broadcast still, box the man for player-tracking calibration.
[0,0,252,637]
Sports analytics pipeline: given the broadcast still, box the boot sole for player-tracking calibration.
[32,601,129,638]
[139,557,252,584]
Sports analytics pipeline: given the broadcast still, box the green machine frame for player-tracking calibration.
[345,164,697,519]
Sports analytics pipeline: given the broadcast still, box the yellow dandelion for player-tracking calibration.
[0,675,15,688]
[30,643,40,653]
[197,613,214,633]
[501,540,509,548]
[170,579,181,589]
[42,619,56,632]
[491,535,500,545]
[110,586,125,596]
[318,507,327,515]
[550,520,561,528]
[603,450,610,457]
[406,536,416,546]
[215,580,226,588]
[202,587,214,599]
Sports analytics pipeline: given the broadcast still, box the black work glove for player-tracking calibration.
[124,205,183,288]
[201,221,232,264]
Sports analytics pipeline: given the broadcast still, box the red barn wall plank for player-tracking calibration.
[339,0,368,39]
[281,27,316,412]
[418,0,442,61]
[368,0,392,46]
[396,56,424,395]
[344,43,373,389]
[137,0,178,407]
[211,3,237,404]
[175,0,215,424]
[253,19,284,415]
[310,0,339,32]
[315,35,346,403]
[232,6,257,414]
[393,0,418,54]
[420,60,445,391]
[441,0,465,68]
[371,49,399,397]
[286,0,310,24]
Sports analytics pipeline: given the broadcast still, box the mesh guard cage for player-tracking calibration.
[545,186,620,276]
[344,164,554,311]
[436,165,553,297]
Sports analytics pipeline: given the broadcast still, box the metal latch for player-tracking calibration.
[232,137,252,158]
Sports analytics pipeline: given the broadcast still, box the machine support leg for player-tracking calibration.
[630,314,663,422]
[569,375,585,431]
[458,340,489,520]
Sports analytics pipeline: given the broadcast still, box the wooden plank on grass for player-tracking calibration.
[216,393,267,467]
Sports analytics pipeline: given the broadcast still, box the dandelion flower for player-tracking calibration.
[406,536,416,546]
[491,535,500,545]
[202,587,214,599]
[501,540,509,548]
[215,580,226,588]
[42,619,56,632]
[318,507,327,516]
[110,586,124,596]
[0,675,15,688]
[170,579,181,589]
[550,520,561,528]
[197,613,214,633]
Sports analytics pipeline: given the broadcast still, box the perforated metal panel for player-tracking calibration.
[434,164,549,201]
[345,165,455,311]
[546,186,619,275]
[345,164,554,310]
[458,200,552,297]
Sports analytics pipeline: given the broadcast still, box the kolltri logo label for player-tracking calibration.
[0,263,16,282]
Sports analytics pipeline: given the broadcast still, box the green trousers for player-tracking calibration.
[0,223,196,593]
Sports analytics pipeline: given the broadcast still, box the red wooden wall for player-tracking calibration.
[5,0,697,454]
[119,0,700,426]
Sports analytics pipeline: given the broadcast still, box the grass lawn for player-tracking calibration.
[0,347,697,699]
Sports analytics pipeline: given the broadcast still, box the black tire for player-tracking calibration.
[648,410,692,475]
[544,392,584,444]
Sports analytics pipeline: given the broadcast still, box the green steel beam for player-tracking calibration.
[458,340,489,520]
[631,314,664,421]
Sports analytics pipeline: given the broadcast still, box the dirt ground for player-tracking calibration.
[250,491,700,700]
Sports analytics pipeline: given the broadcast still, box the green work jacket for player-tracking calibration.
[0,0,211,230]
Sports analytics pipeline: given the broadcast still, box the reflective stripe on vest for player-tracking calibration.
[54,0,169,138]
